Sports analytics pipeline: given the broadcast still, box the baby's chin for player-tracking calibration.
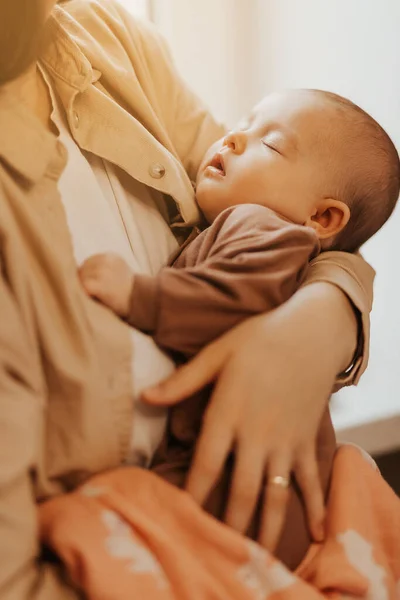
[195,185,219,224]
[196,203,215,224]
[192,177,220,217]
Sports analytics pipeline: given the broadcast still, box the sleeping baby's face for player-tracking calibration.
[196,90,345,227]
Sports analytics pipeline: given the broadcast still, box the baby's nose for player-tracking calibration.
[223,130,247,153]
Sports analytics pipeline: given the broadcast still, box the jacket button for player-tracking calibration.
[149,163,166,179]
[73,111,80,128]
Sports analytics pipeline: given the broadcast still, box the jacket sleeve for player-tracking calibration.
[303,251,375,390]
[0,269,78,599]
[107,0,227,181]
[128,205,319,357]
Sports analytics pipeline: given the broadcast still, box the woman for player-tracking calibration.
[0,0,374,597]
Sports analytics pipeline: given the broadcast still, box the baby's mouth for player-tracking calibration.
[206,152,226,176]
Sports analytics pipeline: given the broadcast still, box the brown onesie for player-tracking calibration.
[128,203,336,570]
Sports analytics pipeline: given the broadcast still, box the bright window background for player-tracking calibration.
[119,0,400,452]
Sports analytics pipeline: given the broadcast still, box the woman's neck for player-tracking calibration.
[4,63,54,132]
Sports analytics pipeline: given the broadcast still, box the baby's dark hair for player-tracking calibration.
[312,90,400,253]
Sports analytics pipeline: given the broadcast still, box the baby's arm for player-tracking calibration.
[79,205,318,357]
[129,205,319,356]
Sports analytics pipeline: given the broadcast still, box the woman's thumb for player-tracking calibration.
[142,341,225,405]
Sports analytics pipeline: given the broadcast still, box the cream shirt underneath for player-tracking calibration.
[41,66,179,467]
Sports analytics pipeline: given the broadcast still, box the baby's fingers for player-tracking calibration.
[80,275,105,299]
[79,254,108,272]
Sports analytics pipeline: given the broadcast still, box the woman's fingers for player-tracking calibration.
[185,412,233,505]
[224,441,266,533]
[295,449,325,542]
[142,338,230,406]
[259,452,292,550]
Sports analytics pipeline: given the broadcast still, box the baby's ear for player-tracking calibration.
[305,199,350,239]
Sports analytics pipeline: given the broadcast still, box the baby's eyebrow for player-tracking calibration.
[238,113,256,129]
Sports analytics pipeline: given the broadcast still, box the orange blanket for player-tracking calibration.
[39,445,400,599]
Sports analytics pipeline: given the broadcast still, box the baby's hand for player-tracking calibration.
[79,254,134,318]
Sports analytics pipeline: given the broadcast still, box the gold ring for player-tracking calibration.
[269,475,290,489]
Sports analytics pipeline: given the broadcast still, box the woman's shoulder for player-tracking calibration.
[61,0,137,20]
[59,0,163,46]
[55,0,173,79]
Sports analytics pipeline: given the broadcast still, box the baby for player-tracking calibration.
[80,89,400,355]
[79,89,400,566]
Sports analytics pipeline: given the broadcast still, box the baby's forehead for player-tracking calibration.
[251,91,332,128]
[245,92,356,166]
[247,91,345,151]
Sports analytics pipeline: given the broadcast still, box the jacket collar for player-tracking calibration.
[0,87,60,183]
[40,5,101,93]
[0,5,98,184]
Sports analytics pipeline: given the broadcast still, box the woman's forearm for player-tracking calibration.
[143,281,359,550]
[270,281,358,379]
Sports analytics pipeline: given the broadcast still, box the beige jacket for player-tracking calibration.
[0,1,375,598]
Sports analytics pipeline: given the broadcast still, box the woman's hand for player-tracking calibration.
[143,282,358,551]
